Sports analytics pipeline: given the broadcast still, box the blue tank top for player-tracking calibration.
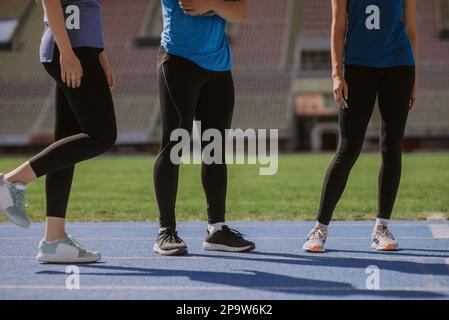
[40,0,104,63]
[160,0,232,72]
[344,0,415,68]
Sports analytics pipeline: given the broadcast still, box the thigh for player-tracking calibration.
[158,51,205,141]
[378,66,415,140]
[45,47,116,136]
[341,65,380,148]
[195,71,235,132]
[54,85,82,139]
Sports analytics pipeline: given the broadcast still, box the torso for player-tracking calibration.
[40,0,104,63]
[344,0,415,68]
[160,0,232,72]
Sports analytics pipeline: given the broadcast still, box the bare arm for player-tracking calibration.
[180,0,248,23]
[404,0,418,108]
[331,0,348,109]
[43,0,83,88]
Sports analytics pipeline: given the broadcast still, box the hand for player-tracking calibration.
[179,0,218,16]
[409,79,418,109]
[333,76,349,109]
[60,51,83,89]
[100,52,116,89]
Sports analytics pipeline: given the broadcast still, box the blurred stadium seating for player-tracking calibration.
[0,0,448,152]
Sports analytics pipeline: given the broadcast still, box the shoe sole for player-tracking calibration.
[0,208,31,229]
[203,242,255,252]
[153,243,188,256]
[371,243,398,251]
[36,252,101,264]
[303,245,325,253]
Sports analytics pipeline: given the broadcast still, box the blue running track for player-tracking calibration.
[1,221,448,300]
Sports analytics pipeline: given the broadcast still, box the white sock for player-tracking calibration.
[208,222,225,235]
[375,218,389,228]
[315,221,328,232]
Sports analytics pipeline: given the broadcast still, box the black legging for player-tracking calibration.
[154,47,235,228]
[317,64,415,225]
[29,47,117,218]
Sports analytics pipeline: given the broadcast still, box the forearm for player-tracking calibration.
[43,0,73,55]
[214,0,248,23]
[331,26,346,79]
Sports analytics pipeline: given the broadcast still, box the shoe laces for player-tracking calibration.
[375,225,395,240]
[221,225,245,238]
[10,185,27,209]
[308,227,327,241]
[62,234,87,253]
[161,229,183,244]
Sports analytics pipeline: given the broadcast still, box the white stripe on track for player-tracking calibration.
[429,224,449,238]
[0,255,446,262]
[0,236,439,240]
[0,284,448,292]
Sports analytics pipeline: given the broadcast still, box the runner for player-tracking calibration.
[153,0,255,256]
[0,0,116,263]
[303,0,418,252]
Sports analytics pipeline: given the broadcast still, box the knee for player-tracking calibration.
[92,126,117,154]
[336,141,362,166]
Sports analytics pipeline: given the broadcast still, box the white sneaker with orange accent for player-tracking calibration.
[303,227,327,253]
[371,225,398,251]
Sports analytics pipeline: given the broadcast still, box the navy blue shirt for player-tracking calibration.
[344,0,415,68]
[40,0,104,62]
[160,0,232,72]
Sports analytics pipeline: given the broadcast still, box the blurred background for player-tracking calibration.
[1,0,448,154]
[0,0,448,221]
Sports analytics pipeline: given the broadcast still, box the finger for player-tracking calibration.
[110,74,116,89]
[66,72,72,88]
[73,72,79,89]
[75,72,81,88]
[334,89,342,104]
[343,83,349,101]
[71,72,77,89]
[61,69,66,84]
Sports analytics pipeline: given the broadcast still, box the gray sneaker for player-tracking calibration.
[371,225,399,251]
[36,233,102,264]
[0,173,31,228]
[303,227,327,253]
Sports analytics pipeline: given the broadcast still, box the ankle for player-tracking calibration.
[315,221,328,232]
[44,217,66,242]
[375,218,389,228]
[208,222,225,234]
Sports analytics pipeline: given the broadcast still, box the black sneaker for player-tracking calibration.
[203,225,255,252]
[153,228,188,256]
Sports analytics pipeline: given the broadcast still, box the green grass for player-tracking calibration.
[0,153,448,222]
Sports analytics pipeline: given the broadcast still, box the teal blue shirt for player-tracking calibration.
[160,0,232,72]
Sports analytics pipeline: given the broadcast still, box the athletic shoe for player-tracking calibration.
[0,173,31,229]
[36,233,101,263]
[371,225,398,251]
[203,225,255,252]
[303,227,327,253]
[153,227,188,256]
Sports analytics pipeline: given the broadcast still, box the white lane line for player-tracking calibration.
[429,224,449,239]
[0,237,439,240]
[0,222,442,228]
[0,284,448,292]
[0,255,446,262]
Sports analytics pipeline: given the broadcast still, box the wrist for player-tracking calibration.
[60,47,75,58]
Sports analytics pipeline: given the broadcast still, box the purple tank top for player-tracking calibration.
[40,0,104,62]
